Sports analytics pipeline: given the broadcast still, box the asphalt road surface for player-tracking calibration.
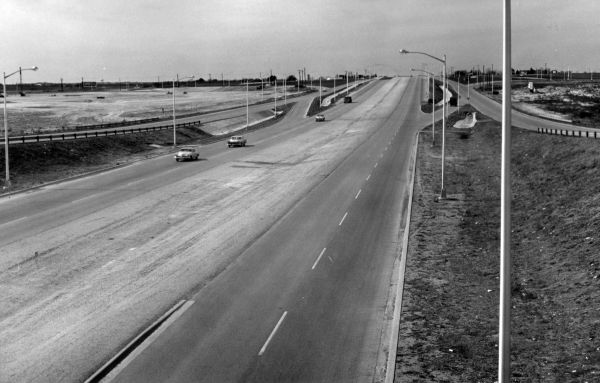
[101,77,428,383]
[455,80,597,133]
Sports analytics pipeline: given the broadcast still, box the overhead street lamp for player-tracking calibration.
[411,68,437,144]
[400,49,447,198]
[172,75,194,147]
[3,66,38,187]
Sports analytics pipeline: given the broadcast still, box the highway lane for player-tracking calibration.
[108,77,429,382]
[0,82,379,252]
[454,80,597,132]
[0,78,391,382]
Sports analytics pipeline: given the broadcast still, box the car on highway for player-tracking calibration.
[228,135,247,147]
[174,147,200,161]
[315,114,325,122]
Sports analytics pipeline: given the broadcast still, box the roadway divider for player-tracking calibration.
[2,121,203,145]
[537,127,600,138]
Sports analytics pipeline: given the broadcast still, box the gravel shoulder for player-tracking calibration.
[395,105,600,382]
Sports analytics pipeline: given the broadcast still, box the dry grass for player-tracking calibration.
[396,105,600,382]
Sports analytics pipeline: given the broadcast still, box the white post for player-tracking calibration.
[172,79,177,147]
[441,56,447,198]
[499,0,512,382]
[3,73,9,186]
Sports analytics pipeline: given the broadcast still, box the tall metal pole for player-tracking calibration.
[172,79,176,147]
[431,74,435,144]
[284,78,287,105]
[319,76,322,106]
[246,81,249,130]
[3,73,9,186]
[441,55,447,198]
[499,0,512,381]
[274,78,277,114]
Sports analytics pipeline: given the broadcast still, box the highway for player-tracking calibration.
[454,80,597,133]
[105,78,429,382]
[0,77,426,383]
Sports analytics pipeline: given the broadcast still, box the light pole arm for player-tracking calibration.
[402,50,445,65]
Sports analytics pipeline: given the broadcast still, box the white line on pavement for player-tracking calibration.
[339,212,348,226]
[355,189,362,199]
[312,248,327,270]
[258,311,288,356]
[366,174,371,181]
[374,162,378,168]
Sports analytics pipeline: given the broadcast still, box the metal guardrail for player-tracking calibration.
[537,127,600,138]
[1,121,202,145]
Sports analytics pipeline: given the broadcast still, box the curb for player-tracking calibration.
[384,130,419,383]
[84,300,194,383]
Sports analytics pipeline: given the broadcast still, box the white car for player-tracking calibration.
[174,147,200,161]
[315,114,325,122]
[228,135,247,147]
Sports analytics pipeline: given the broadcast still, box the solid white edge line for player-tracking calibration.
[384,131,418,383]
[312,247,327,270]
[355,189,362,200]
[338,212,348,226]
[91,300,195,383]
[258,311,288,356]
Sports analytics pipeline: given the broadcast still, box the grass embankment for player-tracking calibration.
[396,105,599,381]
[420,78,458,113]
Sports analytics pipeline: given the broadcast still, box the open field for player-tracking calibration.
[396,105,600,381]
[1,85,305,134]
[480,81,600,127]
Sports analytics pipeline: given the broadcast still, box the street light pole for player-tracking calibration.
[400,49,447,198]
[172,75,194,147]
[499,0,512,381]
[3,66,38,187]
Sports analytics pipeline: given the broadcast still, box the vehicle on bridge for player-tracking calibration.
[174,146,200,161]
[315,114,325,122]
[343,96,352,103]
[228,135,247,147]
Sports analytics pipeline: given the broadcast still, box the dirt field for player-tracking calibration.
[395,105,600,382]
[1,85,303,134]
[482,81,600,127]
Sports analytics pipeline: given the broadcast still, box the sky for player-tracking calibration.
[1,0,599,83]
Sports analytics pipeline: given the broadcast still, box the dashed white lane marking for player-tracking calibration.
[312,247,327,270]
[339,212,348,226]
[374,162,378,168]
[355,189,362,199]
[366,174,371,181]
[259,311,288,356]
[385,147,388,151]
[0,216,29,228]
